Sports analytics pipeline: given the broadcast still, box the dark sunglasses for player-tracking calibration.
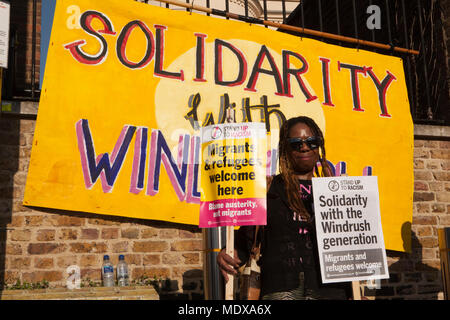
[288,136,322,150]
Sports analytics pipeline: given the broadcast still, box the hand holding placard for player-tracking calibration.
[199,121,267,300]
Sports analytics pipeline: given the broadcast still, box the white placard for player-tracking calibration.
[312,176,389,283]
[0,1,10,68]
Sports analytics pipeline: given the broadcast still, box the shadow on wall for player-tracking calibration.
[156,269,204,300]
[366,222,442,299]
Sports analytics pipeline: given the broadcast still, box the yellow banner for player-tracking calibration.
[23,0,413,251]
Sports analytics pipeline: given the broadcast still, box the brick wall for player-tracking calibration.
[0,119,204,300]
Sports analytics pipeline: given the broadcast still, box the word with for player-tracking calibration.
[186,93,285,133]
[320,206,364,220]
[64,10,397,118]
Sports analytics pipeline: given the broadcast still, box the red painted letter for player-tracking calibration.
[64,11,116,65]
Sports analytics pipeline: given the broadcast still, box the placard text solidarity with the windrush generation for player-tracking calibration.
[312,176,389,283]
[199,123,266,228]
[318,194,375,250]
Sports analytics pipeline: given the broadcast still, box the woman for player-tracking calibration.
[217,116,351,300]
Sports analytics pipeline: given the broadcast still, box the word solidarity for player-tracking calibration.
[65,10,397,118]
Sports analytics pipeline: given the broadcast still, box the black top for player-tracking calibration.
[235,174,350,299]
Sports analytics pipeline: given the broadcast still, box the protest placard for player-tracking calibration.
[312,176,389,283]
[199,122,267,228]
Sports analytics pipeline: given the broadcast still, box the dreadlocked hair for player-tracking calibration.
[278,116,333,222]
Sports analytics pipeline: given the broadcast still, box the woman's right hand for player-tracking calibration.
[216,248,241,283]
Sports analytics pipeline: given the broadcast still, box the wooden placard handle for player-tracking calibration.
[225,226,235,300]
